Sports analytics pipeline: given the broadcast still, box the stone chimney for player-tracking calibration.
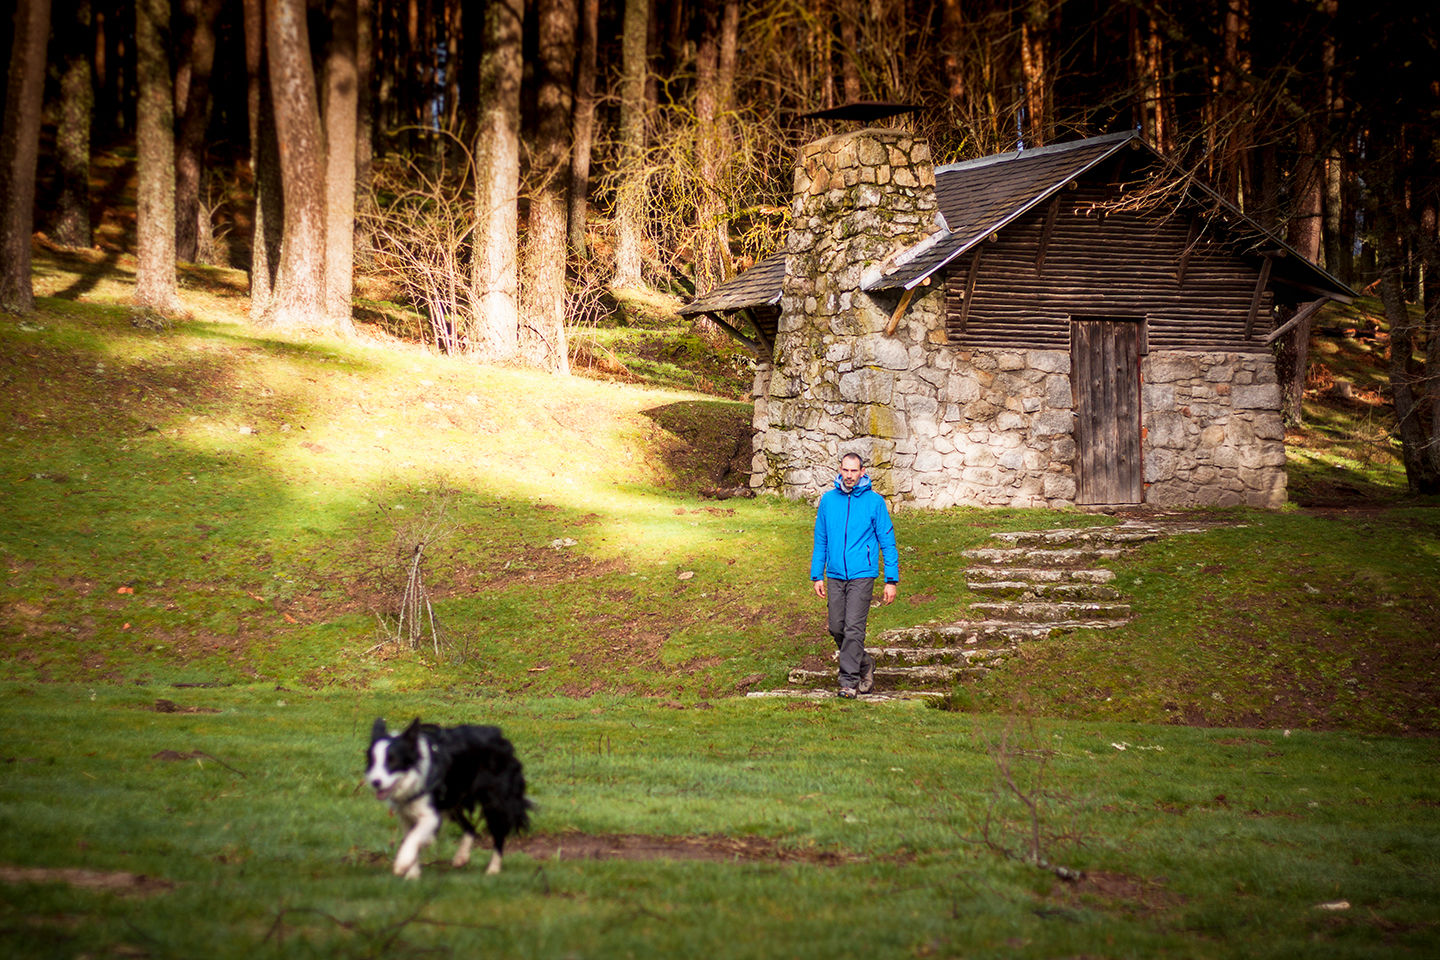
[751,128,942,499]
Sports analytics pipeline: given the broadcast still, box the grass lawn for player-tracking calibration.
[2,257,1438,957]
[2,684,1437,959]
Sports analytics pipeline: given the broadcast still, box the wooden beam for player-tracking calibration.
[740,307,774,356]
[1244,255,1274,339]
[1262,297,1328,344]
[1035,195,1060,277]
[1177,220,1198,287]
[956,246,984,333]
[703,312,760,357]
[884,287,918,336]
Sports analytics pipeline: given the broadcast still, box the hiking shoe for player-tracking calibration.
[837,686,858,699]
[858,655,875,694]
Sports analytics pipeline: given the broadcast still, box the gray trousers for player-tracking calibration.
[827,577,876,688]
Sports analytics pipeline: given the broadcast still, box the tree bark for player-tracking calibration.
[1020,0,1048,147]
[244,0,282,313]
[262,0,330,331]
[323,0,359,331]
[52,0,94,249]
[355,0,374,200]
[567,0,598,256]
[0,0,50,314]
[613,0,649,289]
[521,0,575,372]
[135,0,182,312]
[470,0,523,361]
[174,0,224,264]
[694,2,737,293]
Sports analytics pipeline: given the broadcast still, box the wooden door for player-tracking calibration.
[1071,319,1142,505]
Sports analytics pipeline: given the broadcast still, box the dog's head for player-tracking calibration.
[365,717,430,804]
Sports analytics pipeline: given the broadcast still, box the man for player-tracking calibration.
[811,453,899,699]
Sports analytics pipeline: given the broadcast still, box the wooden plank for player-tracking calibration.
[1177,220,1198,286]
[1262,296,1328,343]
[1034,195,1060,277]
[1244,255,1273,339]
[702,312,761,357]
[956,246,983,333]
[884,287,917,336]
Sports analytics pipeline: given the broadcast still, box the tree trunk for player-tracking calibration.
[1376,164,1440,495]
[566,0,598,256]
[262,0,330,331]
[1020,0,1048,147]
[244,0,282,313]
[0,0,50,314]
[839,0,861,102]
[52,0,94,249]
[323,0,359,331]
[355,0,374,199]
[941,0,965,101]
[613,0,649,290]
[470,0,523,361]
[521,0,575,373]
[175,0,224,264]
[135,0,182,312]
[694,2,737,293]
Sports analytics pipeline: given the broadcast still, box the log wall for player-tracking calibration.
[947,183,1273,352]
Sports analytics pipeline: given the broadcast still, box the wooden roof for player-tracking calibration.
[682,131,1355,317]
[678,252,786,316]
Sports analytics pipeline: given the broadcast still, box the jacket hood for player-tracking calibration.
[833,473,873,496]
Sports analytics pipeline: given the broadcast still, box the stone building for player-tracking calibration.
[682,129,1355,509]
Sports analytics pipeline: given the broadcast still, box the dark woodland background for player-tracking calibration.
[1,0,1437,485]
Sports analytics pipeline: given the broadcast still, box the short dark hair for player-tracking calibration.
[841,452,864,468]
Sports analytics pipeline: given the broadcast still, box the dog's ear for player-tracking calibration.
[401,717,423,740]
[370,718,388,742]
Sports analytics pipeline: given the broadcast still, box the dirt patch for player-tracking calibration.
[0,865,172,897]
[1050,870,1184,918]
[522,833,868,864]
[149,698,220,714]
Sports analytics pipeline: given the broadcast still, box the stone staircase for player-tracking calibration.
[747,518,1228,702]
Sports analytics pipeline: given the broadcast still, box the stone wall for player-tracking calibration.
[1141,352,1287,508]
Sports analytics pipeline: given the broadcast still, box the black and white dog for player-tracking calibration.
[365,718,531,880]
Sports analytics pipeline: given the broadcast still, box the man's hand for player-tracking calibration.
[882,583,897,605]
[813,579,826,599]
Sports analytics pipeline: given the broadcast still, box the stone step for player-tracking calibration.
[965,580,1123,601]
[968,600,1132,622]
[787,663,993,688]
[745,689,945,702]
[965,566,1116,584]
[852,645,1016,666]
[990,526,1163,547]
[877,620,1065,647]
[962,545,1130,565]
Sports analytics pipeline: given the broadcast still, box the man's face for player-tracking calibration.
[839,458,864,490]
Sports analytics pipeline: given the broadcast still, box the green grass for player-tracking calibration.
[1,684,1437,959]
[2,271,1439,957]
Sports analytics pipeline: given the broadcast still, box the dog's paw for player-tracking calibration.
[394,858,421,879]
[485,852,502,876]
[402,863,422,880]
[451,850,471,868]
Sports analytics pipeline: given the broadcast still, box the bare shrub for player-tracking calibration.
[358,134,478,354]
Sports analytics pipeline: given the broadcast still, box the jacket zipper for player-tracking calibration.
[842,491,853,580]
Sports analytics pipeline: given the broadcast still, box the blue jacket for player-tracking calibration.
[810,474,899,583]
